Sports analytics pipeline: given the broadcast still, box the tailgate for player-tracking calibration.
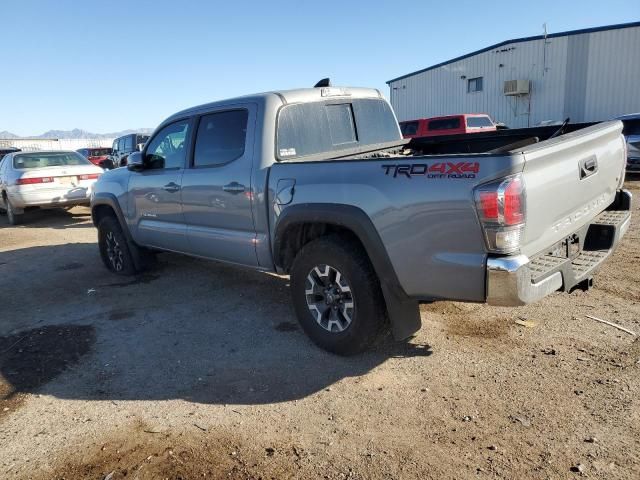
[519,121,625,257]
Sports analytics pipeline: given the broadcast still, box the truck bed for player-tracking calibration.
[407,122,598,155]
[270,120,627,303]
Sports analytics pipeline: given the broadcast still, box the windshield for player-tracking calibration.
[276,98,401,161]
[13,152,92,169]
[89,148,111,156]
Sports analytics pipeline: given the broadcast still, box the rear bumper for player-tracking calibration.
[486,189,632,306]
[8,187,92,209]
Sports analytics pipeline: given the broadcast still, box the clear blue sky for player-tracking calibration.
[1,0,638,136]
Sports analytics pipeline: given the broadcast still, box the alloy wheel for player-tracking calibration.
[105,231,124,272]
[304,264,355,333]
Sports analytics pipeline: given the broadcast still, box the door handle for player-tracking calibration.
[579,155,598,179]
[223,182,245,194]
[163,182,180,193]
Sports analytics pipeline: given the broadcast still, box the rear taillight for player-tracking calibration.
[78,173,100,180]
[474,174,526,254]
[16,177,54,185]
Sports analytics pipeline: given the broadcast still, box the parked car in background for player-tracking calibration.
[0,151,103,224]
[616,113,640,172]
[91,83,630,355]
[109,133,150,167]
[76,147,113,169]
[0,147,21,161]
[399,114,496,138]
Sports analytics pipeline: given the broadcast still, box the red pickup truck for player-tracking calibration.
[399,114,496,138]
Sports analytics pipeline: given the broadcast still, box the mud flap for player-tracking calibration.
[381,284,421,340]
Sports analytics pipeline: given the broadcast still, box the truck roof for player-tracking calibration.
[163,86,384,126]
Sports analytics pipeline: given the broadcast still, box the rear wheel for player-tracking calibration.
[98,216,138,275]
[5,196,23,225]
[290,235,389,355]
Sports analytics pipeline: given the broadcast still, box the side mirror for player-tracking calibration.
[127,152,145,171]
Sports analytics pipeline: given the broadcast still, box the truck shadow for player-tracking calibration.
[0,206,93,230]
[0,243,432,407]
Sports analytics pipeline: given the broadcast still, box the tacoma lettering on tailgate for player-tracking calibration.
[551,193,609,233]
[382,162,480,179]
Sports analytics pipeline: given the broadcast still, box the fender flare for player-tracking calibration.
[91,192,131,240]
[91,193,147,270]
[274,203,421,340]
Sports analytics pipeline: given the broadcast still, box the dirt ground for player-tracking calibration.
[0,177,638,480]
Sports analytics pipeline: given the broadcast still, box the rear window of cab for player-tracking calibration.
[276,98,401,161]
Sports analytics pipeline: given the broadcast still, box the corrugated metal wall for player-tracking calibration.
[0,138,113,151]
[389,25,640,128]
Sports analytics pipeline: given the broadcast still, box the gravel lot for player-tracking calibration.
[0,177,638,479]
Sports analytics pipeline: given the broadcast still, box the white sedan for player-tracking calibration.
[0,150,103,225]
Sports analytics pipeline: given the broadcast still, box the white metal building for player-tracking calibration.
[387,22,640,128]
[0,138,113,152]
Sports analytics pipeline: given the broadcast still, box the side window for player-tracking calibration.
[428,118,461,131]
[118,138,125,152]
[124,135,134,152]
[467,77,483,93]
[193,110,248,168]
[400,121,419,136]
[145,120,190,170]
[112,140,118,152]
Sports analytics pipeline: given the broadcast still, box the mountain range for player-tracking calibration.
[0,128,154,140]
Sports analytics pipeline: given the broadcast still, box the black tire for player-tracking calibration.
[98,215,139,275]
[290,235,389,355]
[5,196,23,225]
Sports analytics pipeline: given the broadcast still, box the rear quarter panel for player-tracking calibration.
[269,154,525,302]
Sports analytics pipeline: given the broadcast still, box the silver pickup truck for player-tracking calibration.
[91,84,631,355]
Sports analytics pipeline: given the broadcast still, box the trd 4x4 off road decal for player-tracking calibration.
[382,162,480,179]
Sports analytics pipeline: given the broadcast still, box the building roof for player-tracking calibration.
[386,21,640,84]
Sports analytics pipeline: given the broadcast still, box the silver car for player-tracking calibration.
[617,113,640,172]
[0,150,103,224]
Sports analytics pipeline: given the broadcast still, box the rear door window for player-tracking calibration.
[428,118,461,131]
[193,110,248,167]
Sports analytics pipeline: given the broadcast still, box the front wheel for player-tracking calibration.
[290,235,389,355]
[98,216,138,275]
